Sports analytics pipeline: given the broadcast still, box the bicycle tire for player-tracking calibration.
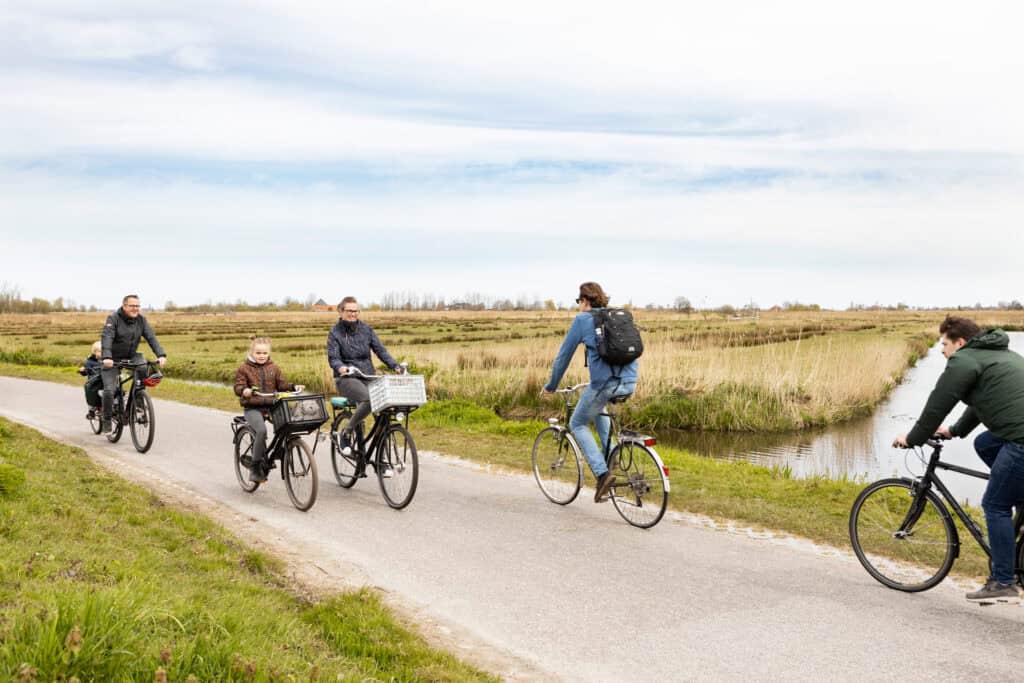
[284,437,318,512]
[329,411,359,488]
[87,411,102,435]
[531,426,583,505]
[608,442,668,528]
[849,478,957,592]
[233,426,260,493]
[376,425,418,510]
[129,391,156,453]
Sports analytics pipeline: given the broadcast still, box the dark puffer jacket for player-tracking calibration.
[233,358,296,408]
[907,329,1024,445]
[326,320,399,377]
[101,308,165,361]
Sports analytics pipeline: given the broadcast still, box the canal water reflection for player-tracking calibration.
[664,332,1024,505]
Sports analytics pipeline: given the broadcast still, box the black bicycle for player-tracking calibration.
[329,366,421,510]
[100,359,162,453]
[849,436,1024,594]
[533,383,670,529]
[231,391,326,512]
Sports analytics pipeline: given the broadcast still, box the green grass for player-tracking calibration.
[0,418,495,682]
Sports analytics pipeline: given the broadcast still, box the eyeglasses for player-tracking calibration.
[342,309,360,314]
[125,304,141,309]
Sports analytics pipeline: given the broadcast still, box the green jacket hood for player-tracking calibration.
[965,328,1009,351]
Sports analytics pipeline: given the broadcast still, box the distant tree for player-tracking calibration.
[165,300,177,312]
[716,304,736,316]
[544,299,556,311]
[673,296,693,314]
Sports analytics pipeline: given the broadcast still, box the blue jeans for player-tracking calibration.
[570,380,636,478]
[975,434,1024,584]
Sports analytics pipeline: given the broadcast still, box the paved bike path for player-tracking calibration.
[2,376,1023,681]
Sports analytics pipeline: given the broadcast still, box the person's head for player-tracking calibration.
[249,336,271,364]
[938,315,980,359]
[338,296,360,323]
[121,294,141,318]
[91,341,102,359]
[576,282,609,310]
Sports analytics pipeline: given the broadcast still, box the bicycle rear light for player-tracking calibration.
[643,437,657,446]
[662,465,670,477]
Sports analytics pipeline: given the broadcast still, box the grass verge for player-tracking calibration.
[0,416,495,682]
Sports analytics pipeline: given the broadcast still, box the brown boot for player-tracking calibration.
[594,471,616,502]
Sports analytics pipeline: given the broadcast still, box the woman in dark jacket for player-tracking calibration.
[326,296,400,440]
[234,337,304,483]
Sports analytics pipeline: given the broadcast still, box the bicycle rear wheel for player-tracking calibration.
[608,442,668,529]
[849,478,957,592]
[87,410,102,435]
[330,411,359,488]
[129,391,155,453]
[233,427,260,493]
[531,427,583,505]
[376,425,418,510]
[284,437,318,511]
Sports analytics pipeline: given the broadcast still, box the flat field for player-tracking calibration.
[4,308,1022,431]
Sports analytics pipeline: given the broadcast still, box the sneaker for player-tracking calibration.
[337,430,354,456]
[966,578,1022,603]
[101,419,112,434]
[379,464,395,478]
[594,471,616,503]
[86,409,96,420]
[249,463,268,484]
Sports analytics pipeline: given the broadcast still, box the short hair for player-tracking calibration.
[337,296,358,314]
[939,316,981,343]
[91,340,102,354]
[578,282,609,308]
[249,336,272,353]
[122,294,139,304]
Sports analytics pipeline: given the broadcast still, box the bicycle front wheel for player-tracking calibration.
[849,478,957,592]
[129,391,155,453]
[376,425,418,510]
[330,411,359,488]
[233,427,260,493]
[284,438,318,512]
[609,442,668,529]
[532,427,582,505]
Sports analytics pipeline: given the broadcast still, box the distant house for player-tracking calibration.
[312,298,333,312]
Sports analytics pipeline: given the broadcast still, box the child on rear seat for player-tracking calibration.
[78,341,103,418]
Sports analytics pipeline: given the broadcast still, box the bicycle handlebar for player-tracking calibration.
[338,362,408,379]
[554,383,589,394]
[114,359,159,368]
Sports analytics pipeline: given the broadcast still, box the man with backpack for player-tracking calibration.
[543,281,642,502]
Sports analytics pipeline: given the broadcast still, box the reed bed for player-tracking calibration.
[0,309,982,432]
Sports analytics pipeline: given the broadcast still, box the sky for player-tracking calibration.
[2,1,1023,310]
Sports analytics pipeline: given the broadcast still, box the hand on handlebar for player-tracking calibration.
[294,384,305,392]
[935,426,953,440]
[892,434,910,448]
[157,356,166,367]
[242,387,253,398]
[103,359,114,369]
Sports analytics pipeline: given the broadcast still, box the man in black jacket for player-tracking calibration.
[99,295,167,432]
[894,316,1024,603]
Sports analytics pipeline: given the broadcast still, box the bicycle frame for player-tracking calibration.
[113,361,160,418]
[333,404,410,467]
[907,441,1024,567]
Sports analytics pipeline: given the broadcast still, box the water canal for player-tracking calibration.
[666,332,1024,504]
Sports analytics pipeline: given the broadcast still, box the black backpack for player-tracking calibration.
[591,308,643,366]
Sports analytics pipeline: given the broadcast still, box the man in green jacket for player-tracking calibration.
[894,316,1024,603]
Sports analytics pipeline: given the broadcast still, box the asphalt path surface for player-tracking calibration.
[2,376,1023,681]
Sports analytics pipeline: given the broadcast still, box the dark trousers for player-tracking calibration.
[334,377,372,435]
[244,409,269,466]
[100,353,145,419]
[974,431,1024,584]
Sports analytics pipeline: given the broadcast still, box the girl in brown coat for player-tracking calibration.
[233,337,304,482]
